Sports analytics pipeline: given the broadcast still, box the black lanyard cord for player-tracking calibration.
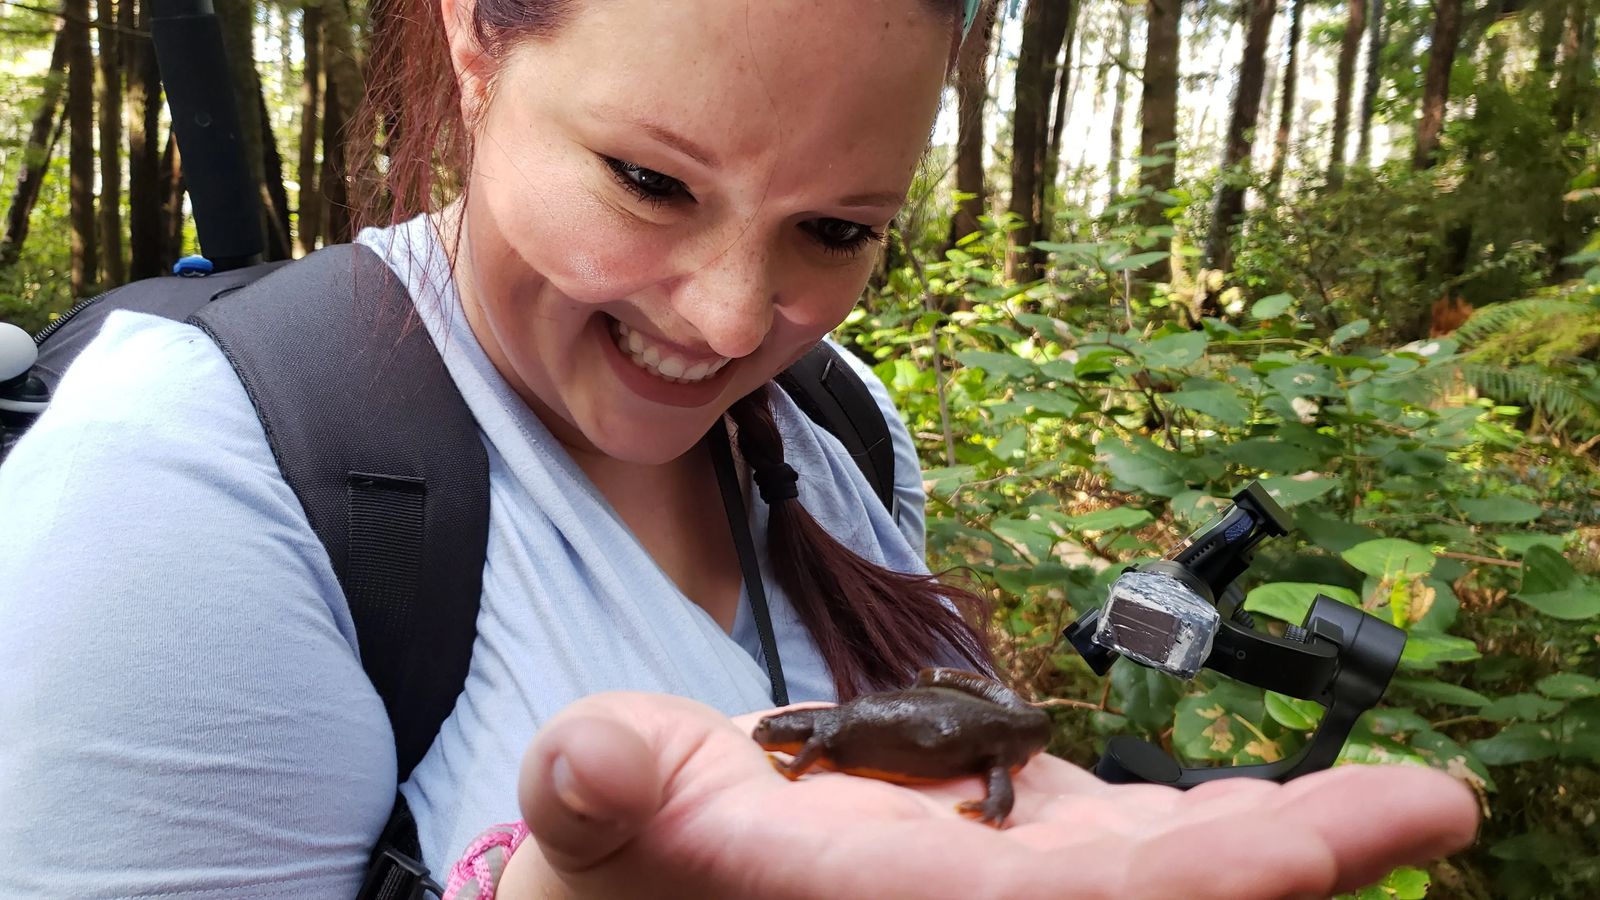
[708,417,790,707]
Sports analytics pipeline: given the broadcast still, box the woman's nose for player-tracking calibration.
[673,235,776,360]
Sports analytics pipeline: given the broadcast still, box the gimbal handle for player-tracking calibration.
[1094,595,1406,787]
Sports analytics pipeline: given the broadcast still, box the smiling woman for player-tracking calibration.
[0,0,1480,897]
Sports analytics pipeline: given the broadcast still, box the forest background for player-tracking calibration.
[1,0,1598,895]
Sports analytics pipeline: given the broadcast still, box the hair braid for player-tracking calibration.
[727,385,992,700]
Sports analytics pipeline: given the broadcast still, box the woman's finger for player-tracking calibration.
[518,712,664,873]
[1270,764,1480,893]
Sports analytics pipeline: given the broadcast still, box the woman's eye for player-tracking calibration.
[803,218,884,256]
[603,157,690,204]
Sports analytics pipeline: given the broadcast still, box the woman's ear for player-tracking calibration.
[440,0,492,123]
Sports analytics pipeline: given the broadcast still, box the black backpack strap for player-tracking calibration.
[186,244,486,898]
[775,342,897,519]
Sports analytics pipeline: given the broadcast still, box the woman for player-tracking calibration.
[0,0,1476,896]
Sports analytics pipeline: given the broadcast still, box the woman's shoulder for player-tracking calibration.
[34,308,252,436]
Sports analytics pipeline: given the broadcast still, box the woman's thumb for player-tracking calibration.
[518,713,665,874]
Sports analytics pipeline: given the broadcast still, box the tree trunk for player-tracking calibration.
[1554,0,1596,131]
[322,67,353,244]
[1136,0,1181,283]
[1268,0,1303,190]
[1106,4,1134,205]
[161,128,186,264]
[1355,0,1385,167]
[97,0,125,285]
[946,0,997,251]
[1328,0,1366,187]
[126,0,165,279]
[1413,0,1465,169]
[66,0,98,296]
[1035,0,1079,265]
[214,0,274,261]
[1006,0,1071,281]
[321,0,364,241]
[1536,3,1565,75]
[0,25,69,267]
[1202,0,1278,284]
[258,87,294,261]
[298,4,324,254]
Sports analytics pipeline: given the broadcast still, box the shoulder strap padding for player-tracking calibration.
[776,342,897,518]
[30,262,290,392]
[187,243,488,783]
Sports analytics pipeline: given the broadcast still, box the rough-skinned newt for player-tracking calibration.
[752,668,1050,827]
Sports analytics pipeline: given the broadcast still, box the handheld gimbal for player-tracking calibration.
[1063,482,1406,787]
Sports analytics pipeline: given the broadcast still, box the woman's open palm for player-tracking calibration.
[505,692,1478,899]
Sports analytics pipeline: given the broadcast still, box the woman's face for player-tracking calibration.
[440,0,950,464]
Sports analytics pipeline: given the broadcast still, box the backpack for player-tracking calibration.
[0,243,896,899]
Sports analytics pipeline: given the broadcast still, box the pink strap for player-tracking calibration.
[442,820,533,900]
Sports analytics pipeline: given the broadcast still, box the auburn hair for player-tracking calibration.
[347,0,994,699]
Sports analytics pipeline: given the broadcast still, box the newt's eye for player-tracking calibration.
[603,157,692,205]
[802,218,884,257]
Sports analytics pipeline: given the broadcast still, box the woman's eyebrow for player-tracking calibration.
[836,190,907,208]
[600,108,721,169]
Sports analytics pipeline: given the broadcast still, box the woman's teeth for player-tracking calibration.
[612,319,731,384]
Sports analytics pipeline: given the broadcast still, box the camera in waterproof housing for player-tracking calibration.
[1063,482,1407,788]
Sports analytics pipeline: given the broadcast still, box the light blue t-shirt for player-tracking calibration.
[0,214,930,898]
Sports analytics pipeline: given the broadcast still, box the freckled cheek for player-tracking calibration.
[527,228,673,307]
[775,263,876,334]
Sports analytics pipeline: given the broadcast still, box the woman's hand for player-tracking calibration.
[500,692,1478,899]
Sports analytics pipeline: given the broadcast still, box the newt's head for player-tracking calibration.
[752,708,820,754]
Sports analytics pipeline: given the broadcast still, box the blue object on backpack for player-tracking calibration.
[173,255,215,277]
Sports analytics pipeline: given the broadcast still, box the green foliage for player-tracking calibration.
[843,211,1600,897]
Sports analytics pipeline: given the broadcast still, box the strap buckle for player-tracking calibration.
[357,845,443,900]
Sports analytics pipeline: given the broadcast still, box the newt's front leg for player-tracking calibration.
[955,765,1016,828]
[768,736,826,781]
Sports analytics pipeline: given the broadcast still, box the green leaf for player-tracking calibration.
[1098,436,1190,498]
[1390,678,1490,708]
[1480,693,1565,722]
[1537,673,1600,700]
[1399,631,1481,668]
[991,426,1028,461]
[1107,250,1172,272]
[1264,363,1342,398]
[1342,539,1437,579]
[1329,318,1372,349]
[1265,691,1324,730]
[1517,585,1600,619]
[1245,582,1360,624]
[1164,381,1251,427]
[1221,437,1328,473]
[1296,511,1384,554]
[1063,507,1154,533]
[1469,722,1559,765]
[1520,544,1577,594]
[954,350,1036,380]
[1012,390,1082,418]
[1257,475,1340,507]
[988,517,1056,562]
[1175,683,1265,762]
[1109,663,1184,732]
[1251,293,1295,319]
[1514,548,1600,619]
[1382,866,1431,900]
[1457,497,1543,524]
[1494,533,1568,556]
[1137,331,1207,369]
[1490,832,1574,866]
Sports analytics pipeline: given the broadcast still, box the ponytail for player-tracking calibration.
[727,385,993,700]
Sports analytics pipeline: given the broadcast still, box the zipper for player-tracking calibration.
[32,287,118,345]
